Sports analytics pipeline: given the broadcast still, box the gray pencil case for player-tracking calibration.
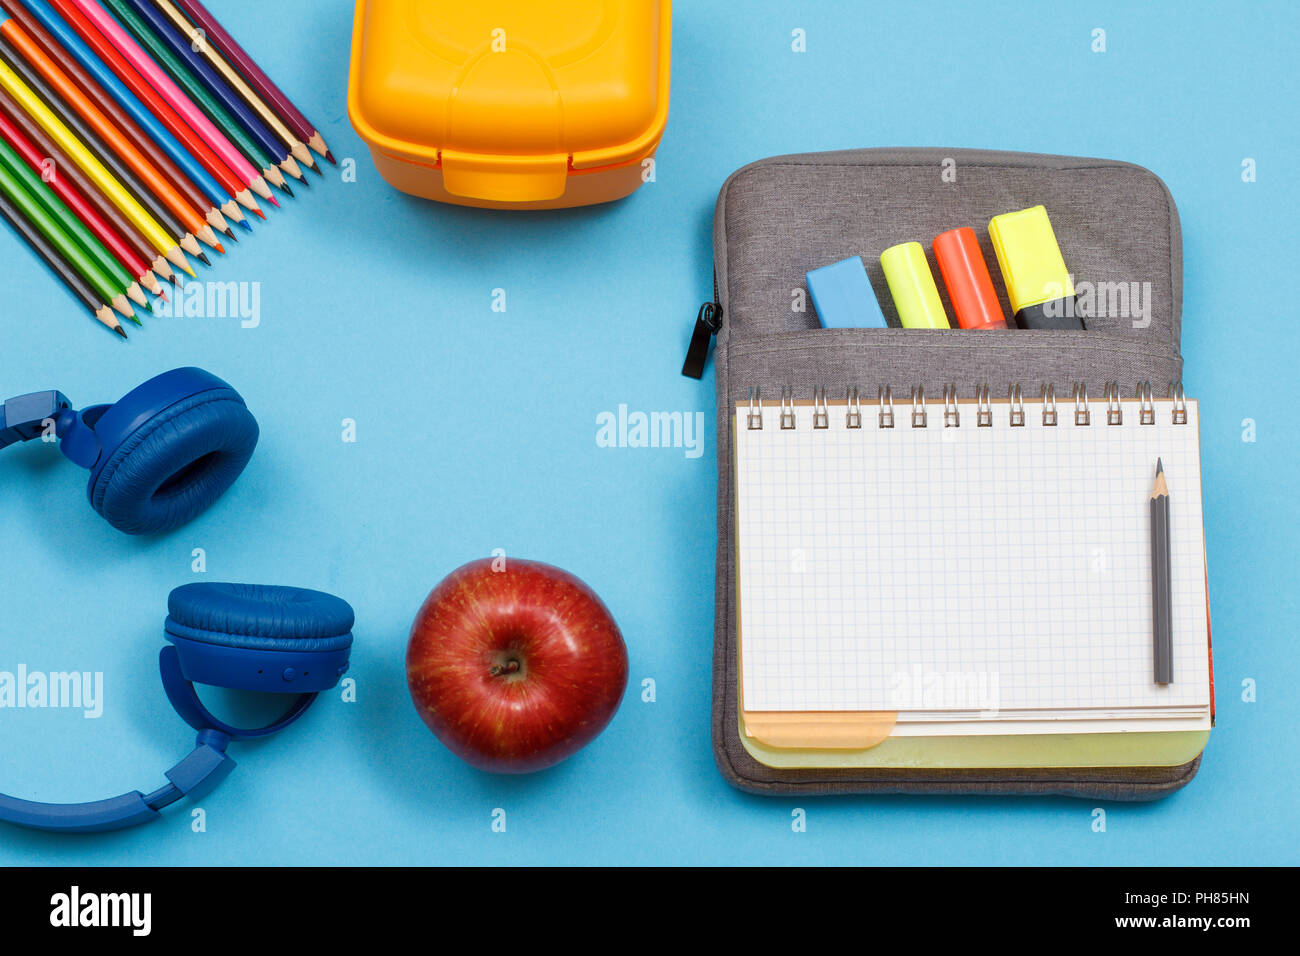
[687,147,1204,799]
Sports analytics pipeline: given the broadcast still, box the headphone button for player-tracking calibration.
[282,667,297,682]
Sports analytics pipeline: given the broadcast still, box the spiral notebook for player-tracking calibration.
[733,384,1212,746]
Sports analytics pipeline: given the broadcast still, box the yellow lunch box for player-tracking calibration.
[347,0,672,210]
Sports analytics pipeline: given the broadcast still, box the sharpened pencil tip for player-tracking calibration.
[197,252,212,266]
[310,162,323,178]
[114,324,128,339]
[183,266,197,278]
[253,209,266,220]
[213,244,226,255]
[238,219,253,231]
[223,228,237,242]
[267,194,281,208]
[325,151,337,165]
[283,183,296,197]
[1157,458,1163,474]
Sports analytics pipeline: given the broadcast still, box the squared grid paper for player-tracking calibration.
[735,397,1209,715]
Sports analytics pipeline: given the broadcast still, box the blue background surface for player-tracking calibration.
[0,0,1296,865]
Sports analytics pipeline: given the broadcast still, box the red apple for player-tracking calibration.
[406,558,629,773]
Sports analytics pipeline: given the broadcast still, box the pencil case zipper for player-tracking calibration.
[681,269,723,379]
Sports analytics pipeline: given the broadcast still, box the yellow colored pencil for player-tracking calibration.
[0,56,194,275]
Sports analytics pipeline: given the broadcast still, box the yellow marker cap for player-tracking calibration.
[988,205,1075,314]
[880,242,950,328]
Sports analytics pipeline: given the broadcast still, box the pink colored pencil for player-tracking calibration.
[172,0,334,164]
[66,0,276,203]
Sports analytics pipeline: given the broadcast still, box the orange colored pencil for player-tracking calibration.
[0,18,220,251]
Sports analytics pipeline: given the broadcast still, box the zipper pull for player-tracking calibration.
[681,300,722,379]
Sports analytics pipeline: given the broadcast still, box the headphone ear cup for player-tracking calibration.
[89,388,258,535]
[165,583,354,693]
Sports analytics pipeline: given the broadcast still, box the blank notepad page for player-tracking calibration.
[735,398,1210,715]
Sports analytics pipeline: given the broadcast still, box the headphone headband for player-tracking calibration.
[0,390,71,449]
[0,730,235,834]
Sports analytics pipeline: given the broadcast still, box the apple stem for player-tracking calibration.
[490,659,521,678]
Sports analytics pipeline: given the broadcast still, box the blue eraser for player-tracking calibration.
[806,256,887,328]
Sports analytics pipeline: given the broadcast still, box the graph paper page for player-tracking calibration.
[735,398,1210,714]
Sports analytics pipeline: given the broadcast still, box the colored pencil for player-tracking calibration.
[0,2,231,242]
[1151,459,1173,684]
[0,154,135,319]
[0,84,177,284]
[0,106,164,295]
[1,0,233,235]
[8,0,247,230]
[65,0,277,205]
[107,0,298,197]
[0,19,226,246]
[42,0,265,218]
[152,0,315,172]
[0,130,148,307]
[171,0,332,164]
[0,55,195,275]
[0,32,216,261]
[121,0,303,188]
[0,185,125,335]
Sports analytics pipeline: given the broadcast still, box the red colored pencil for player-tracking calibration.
[0,105,164,296]
[0,82,177,285]
[0,0,239,235]
[46,0,265,217]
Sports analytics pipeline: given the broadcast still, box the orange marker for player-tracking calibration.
[933,227,1007,330]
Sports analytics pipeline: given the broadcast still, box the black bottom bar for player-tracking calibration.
[0,865,1274,941]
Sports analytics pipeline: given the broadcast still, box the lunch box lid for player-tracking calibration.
[348,0,671,201]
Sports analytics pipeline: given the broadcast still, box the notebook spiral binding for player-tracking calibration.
[744,381,1187,430]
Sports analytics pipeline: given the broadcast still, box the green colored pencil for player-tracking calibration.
[0,157,136,321]
[0,186,125,337]
[0,132,147,311]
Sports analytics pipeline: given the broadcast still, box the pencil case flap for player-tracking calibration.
[708,147,1198,799]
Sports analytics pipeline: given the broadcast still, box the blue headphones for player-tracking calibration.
[0,368,354,833]
[0,366,258,534]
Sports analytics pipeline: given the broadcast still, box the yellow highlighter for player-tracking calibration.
[988,205,1082,329]
[880,242,950,328]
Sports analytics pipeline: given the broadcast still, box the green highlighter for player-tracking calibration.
[881,241,950,328]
